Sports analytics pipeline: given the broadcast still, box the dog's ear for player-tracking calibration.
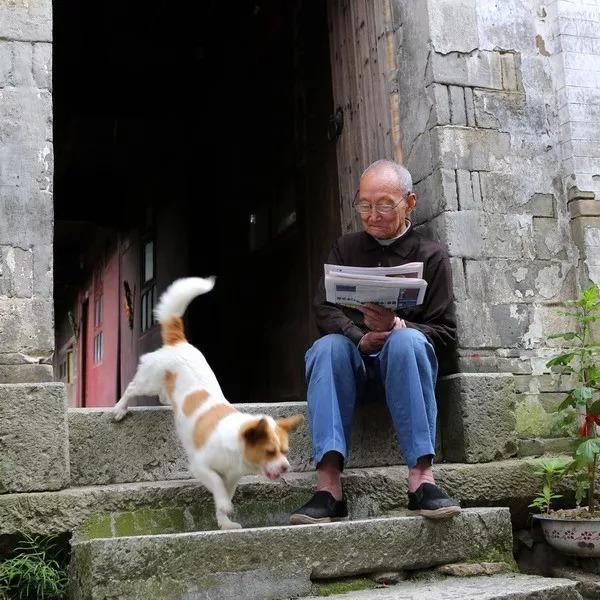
[276,414,305,432]
[243,417,269,444]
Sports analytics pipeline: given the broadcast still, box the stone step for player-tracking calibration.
[0,458,565,538]
[68,507,514,600]
[68,402,408,486]
[303,574,582,600]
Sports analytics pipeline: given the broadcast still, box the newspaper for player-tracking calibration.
[324,263,427,309]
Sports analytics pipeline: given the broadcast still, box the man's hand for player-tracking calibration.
[357,303,397,332]
[358,331,390,354]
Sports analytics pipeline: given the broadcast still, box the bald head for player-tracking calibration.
[360,160,413,196]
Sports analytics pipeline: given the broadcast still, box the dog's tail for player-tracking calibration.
[154,277,215,345]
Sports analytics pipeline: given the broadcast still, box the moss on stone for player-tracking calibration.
[468,548,518,572]
[515,397,552,437]
[312,577,376,596]
[81,513,112,540]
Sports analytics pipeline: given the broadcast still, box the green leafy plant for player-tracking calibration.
[541,283,600,514]
[529,458,570,513]
[0,535,67,600]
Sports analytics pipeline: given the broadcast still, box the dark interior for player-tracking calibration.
[52,0,340,403]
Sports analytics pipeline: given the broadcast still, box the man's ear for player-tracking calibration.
[243,418,269,444]
[406,192,417,214]
[276,414,305,432]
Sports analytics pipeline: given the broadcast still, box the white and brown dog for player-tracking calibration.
[112,277,304,529]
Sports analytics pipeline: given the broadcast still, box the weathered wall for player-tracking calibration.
[0,0,54,382]
[0,2,70,494]
[393,0,600,446]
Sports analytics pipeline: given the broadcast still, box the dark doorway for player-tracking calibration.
[52,0,340,404]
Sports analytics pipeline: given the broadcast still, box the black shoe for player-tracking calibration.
[289,491,349,525]
[407,483,461,520]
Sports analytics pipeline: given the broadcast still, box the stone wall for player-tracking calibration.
[0,1,69,494]
[0,0,54,383]
[393,0,600,450]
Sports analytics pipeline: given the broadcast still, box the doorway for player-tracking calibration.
[52,0,341,404]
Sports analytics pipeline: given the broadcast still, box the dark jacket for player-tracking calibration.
[314,227,457,360]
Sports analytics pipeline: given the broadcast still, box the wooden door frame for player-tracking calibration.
[326,0,402,234]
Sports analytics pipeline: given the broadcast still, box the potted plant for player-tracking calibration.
[531,283,600,557]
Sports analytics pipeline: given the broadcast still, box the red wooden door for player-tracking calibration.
[80,249,120,407]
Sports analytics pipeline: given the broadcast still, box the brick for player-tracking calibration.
[0,297,54,355]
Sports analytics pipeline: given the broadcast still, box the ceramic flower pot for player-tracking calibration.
[534,513,600,557]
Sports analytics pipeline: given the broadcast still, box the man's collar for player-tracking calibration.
[361,221,419,258]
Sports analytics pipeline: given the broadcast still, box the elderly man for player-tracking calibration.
[290,159,460,524]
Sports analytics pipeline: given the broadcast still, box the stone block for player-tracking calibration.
[32,42,51,90]
[464,87,475,127]
[69,508,513,599]
[524,194,555,218]
[0,41,12,86]
[0,363,53,383]
[428,0,478,55]
[406,129,433,184]
[0,1,52,42]
[416,210,485,258]
[0,383,69,493]
[464,260,576,305]
[456,169,478,210]
[68,401,407,486]
[432,126,511,172]
[413,167,457,224]
[449,257,466,301]
[429,83,450,125]
[430,50,503,90]
[439,373,517,463]
[0,188,53,248]
[0,245,33,297]
[12,41,33,87]
[449,86,467,125]
[0,297,54,356]
[533,217,568,260]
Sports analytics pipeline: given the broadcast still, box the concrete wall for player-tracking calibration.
[393,0,600,445]
[0,0,54,383]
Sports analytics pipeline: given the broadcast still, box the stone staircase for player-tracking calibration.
[0,394,580,599]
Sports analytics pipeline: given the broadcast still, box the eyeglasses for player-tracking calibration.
[353,194,407,215]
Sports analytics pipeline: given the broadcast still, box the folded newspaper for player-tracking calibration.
[324,262,427,309]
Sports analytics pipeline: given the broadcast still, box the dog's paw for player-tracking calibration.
[216,498,234,516]
[219,520,242,530]
[112,406,128,422]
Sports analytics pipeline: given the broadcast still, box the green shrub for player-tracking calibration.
[0,535,67,600]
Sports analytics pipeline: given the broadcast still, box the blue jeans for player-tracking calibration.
[305,329,438,468]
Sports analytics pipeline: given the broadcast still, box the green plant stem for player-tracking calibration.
[590,453,598,513]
